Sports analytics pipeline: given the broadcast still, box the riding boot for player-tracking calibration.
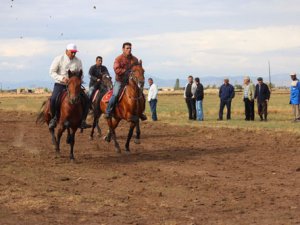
[81,97,92,129]
[105,95,117,118]
[49,102,57,129]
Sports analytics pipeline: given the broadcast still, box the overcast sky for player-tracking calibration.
[1,0,300,85]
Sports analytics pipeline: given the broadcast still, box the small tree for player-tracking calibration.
[174,78,180,90]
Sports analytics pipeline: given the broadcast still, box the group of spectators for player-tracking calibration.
[183,75,272,122]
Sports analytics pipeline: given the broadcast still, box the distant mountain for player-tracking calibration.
[1,73,290,90]
[146,74,290,88]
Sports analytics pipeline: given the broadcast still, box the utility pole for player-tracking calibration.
[268,60,271,87]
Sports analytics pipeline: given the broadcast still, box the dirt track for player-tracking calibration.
[0,110,299,225]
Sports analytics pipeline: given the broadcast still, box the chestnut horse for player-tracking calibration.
[89,73,113,140]
[36,70,84,160]
[100,63,145,153]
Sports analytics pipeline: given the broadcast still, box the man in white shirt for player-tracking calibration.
[147,78,158,121]
[49,43,91,129]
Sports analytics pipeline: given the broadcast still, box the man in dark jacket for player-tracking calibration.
[88,56,110,100]
[218,78,235,120]
[254,77,271,121]
[194,77,204,121]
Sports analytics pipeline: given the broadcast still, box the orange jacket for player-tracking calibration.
[113,53,138,82]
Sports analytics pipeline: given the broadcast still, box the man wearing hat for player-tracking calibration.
[49,43,91,129]
[218,78,235,120]
[254,77,271,121]
[289,72,300,121]
[243,76,256,121]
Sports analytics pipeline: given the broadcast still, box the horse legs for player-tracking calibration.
[96,113,102,137]
[69,128,77,161]
[49,128,57,145]
[90,113,98,140]
[55,125,65,156]
[125,121,136,153]
[107,118,121,153]
[134,119,141,144]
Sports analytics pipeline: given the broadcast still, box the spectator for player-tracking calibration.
[243,76,255,121]
[289,72,300,122]
[218,78,235,120]
[184,75,197,120]
[194,77,204,121]
[147,78,158,121]
[254,77,270,121]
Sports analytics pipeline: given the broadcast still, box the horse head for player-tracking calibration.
[129,61,145,89]
[101,73,113,90]
[67,70,82,104]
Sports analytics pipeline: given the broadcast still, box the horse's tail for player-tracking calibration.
[36,100,47,125]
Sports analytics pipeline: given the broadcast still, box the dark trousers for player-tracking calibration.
[219,99,232,119]
[50,83,66,117]
[149,99,158,121]
[244,98,255,120]
[258,101,268,119]
[186,98,196,120]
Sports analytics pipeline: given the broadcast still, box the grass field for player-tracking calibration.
[1,91,299,133]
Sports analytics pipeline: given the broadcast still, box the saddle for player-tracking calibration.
[102,87,126,103]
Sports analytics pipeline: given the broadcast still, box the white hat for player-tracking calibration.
[290,72,297,76]
[66,43,78,52]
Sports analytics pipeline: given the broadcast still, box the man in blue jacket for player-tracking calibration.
[218,78,235,120]
[289,72,300,122]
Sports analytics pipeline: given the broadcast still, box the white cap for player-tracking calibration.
[290,72,297,76]
[66,43,78,52]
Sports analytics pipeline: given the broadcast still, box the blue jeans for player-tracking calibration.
[196,100,203,121]
[106,81,122,114]
[50,83,66,117]
[149,99,158,121]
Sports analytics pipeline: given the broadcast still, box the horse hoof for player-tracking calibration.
[104,136,111,143]
[115,147,121,154]
[97,132,101,137]
[89,136,93,141]
[134,139,141,144]
[55,152,60,158]
[70,158,75,162]
[125,149,131,154]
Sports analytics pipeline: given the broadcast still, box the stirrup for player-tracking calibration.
[49,117,57,129]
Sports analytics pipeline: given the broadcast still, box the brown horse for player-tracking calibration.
[100,63,145,153]
[36,70,84,160]
[89,73,113,140]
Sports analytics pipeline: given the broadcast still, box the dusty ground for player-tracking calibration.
[0,110,299,225]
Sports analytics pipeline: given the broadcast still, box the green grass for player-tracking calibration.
[1,92,299,133]
[145,92,300,133]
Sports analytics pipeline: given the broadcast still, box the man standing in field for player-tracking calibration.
[218,78,235,120]
[289,72,300,122]
[147,78,158,121]
[184,75,197,120]
[194,77,204,121]
[254,77,270,121]
[243,76,255,121]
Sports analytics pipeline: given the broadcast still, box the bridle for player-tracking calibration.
[66,76,81,105]
[126,69,145,101]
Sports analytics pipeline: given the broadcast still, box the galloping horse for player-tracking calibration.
[100,62,145,153]
[89,73,113,140]
[36,70,84,160]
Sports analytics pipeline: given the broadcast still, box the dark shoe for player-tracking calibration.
[140,114,147,121]
[81,120,92,129]
[49,117,57,129]
[217,118,223,121]
[227,118,231,120]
